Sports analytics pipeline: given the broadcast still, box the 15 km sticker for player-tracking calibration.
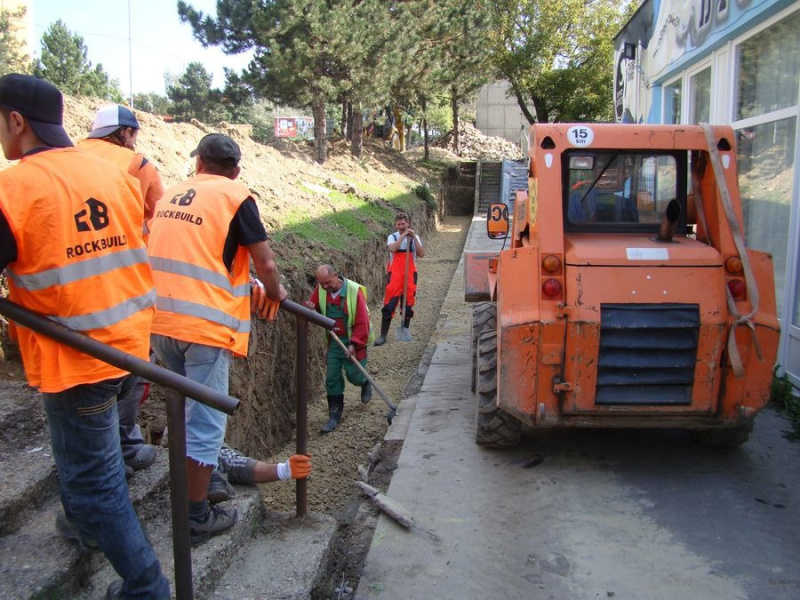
[567,126,594,147]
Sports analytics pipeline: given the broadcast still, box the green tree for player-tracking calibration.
[0,7,30,76]
[179,0,353,163]
[425,1,494,155]
[32,20,121,99]
[166,62,223,123]
[489,0,634,123]
[220,68,254,123]
[132,92,171,115]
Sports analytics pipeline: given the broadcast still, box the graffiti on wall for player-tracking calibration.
[615,0,761,123]
[650,0,752,78]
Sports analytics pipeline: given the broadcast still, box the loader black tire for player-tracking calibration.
[691,422,753,449]
[471,302,497,393]
[475,329,521,448]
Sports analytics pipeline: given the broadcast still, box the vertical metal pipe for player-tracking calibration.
[295,315,308,517]
[167,389,193,600]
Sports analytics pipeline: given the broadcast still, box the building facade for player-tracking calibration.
[615,0,800,385]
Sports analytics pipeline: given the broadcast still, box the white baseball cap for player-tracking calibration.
[88,104,140,138]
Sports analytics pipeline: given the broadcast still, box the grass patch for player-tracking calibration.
[418,157,457,174]
[771,365,800,440]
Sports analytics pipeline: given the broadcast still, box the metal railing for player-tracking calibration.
[0,297,333,600]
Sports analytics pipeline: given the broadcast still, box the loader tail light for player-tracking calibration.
[542,278,562,297]
[727,279,746,299]
[542,255,561,273]
[725,256,743,274]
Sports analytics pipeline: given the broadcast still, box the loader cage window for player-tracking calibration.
[563,151,686,233]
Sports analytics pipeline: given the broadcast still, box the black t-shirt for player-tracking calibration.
[0,197,268,274]
[0,209,16,272]
[223,197,268,271]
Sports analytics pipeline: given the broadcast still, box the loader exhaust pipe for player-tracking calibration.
[656,199,682,242]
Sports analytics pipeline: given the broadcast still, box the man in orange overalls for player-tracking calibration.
[374,212,425,346]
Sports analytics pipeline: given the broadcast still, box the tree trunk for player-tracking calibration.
[393,106,404,151]
[351,103,364,159]
[346,102,354,142]
[341,99,348,139]
[531,92,548,124]
[512,86,537,124]
[312,97,327,164]
[422,96,429,161]
[451,90,460,157]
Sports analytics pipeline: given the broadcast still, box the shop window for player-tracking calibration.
[689,67,711,123]
[736,11,800,120]
[664,80,682,124]
[737,117,797,315]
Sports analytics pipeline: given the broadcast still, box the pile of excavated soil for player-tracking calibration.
[432,121,524,161]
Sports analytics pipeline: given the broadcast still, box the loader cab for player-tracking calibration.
[563,150,688,234]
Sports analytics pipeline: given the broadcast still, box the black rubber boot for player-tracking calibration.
[320,394,344,433]
[374,316,392,346]
[360,381,373,404]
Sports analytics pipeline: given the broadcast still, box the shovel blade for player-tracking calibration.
[397,326,412,342]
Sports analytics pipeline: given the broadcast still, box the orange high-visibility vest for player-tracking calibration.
[0,148,155,393]
[78,138,164,220]
[147,174,252,356]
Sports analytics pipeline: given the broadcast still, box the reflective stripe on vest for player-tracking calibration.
[49,289,156,330]
[155,295,250,333]
[149,257,250,297]
[7,247,149,291]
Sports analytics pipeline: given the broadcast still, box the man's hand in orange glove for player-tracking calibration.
[276,454,313,480]
[249,277,280,321]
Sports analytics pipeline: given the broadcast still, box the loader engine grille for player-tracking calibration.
[596,303,699,405]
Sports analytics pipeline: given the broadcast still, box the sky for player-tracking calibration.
[29,0,254,99]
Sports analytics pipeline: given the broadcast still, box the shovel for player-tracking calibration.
[397,251,413,342]
[329,334,398,424]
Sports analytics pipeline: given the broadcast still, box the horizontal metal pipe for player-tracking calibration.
[280,299,335,330]
[0,298,239,415]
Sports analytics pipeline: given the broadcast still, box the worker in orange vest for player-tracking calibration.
[147,133,291,546]
[78,104,164,221]
[79,104,166,476]
[0,73,169,599]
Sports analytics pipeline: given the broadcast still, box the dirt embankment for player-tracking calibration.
[0,95,465,460]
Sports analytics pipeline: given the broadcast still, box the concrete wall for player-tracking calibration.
[475,81,531,154]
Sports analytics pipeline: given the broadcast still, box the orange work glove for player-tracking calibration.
[276,454,313,480]
[250,277,280,321]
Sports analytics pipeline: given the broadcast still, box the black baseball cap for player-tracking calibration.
[0,74,73,148]
[190,133,241,165]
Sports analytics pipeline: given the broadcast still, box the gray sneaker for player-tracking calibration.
[207,469,236,504]
[190,504,238,546]
[106,580,123,600]
[126,444,157,471]
[56,512,98,550]
[218,445,257,484]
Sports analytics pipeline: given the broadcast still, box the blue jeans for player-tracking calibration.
[117,373,147,463]
[151,334,231,466]
[43,378,170,599]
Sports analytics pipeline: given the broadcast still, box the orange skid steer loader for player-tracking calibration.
[464,123,780,448]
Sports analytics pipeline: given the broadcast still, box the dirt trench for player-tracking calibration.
[261,215,472,598]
